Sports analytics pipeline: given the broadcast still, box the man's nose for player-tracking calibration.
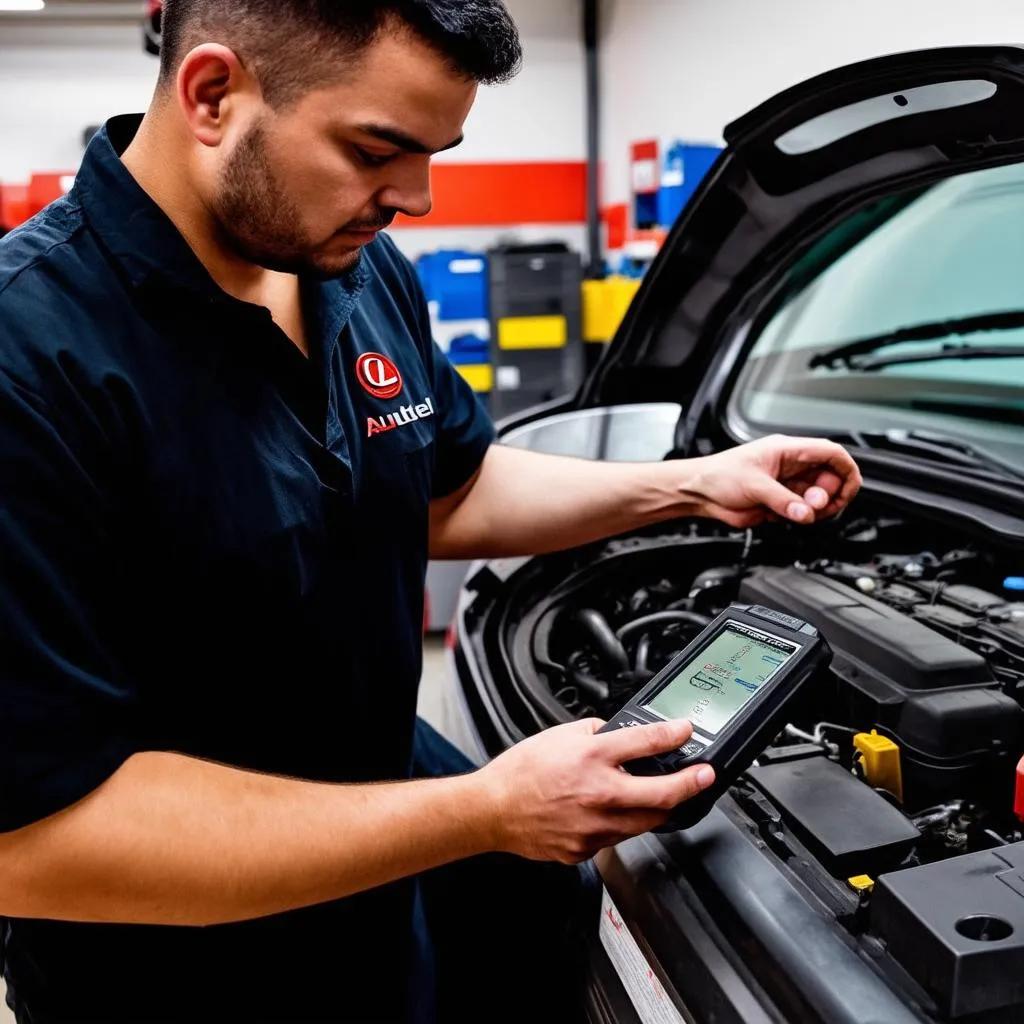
[377,162,433,220]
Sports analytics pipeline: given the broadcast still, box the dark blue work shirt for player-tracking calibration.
[0,115,495,1022]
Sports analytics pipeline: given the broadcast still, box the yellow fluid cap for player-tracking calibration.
[848,875,875,893]
[853,730,903,804]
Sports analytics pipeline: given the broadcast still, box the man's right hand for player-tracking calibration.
[477,718,716,864]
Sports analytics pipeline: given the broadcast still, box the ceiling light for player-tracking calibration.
[0,0,45,10]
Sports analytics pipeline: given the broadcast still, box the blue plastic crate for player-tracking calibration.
[657,142,723,227]
[415,250,490,322]
[447,333,490,366]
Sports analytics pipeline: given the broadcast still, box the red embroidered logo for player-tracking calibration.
[356,353,403,400]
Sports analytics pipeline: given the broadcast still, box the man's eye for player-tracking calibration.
[355,147,396,168]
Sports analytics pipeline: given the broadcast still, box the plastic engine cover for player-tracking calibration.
[872,843,1024,1017]
[738,567,1023,808]
[746,752,920,877]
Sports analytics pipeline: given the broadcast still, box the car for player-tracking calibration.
[436,44,1024,1024]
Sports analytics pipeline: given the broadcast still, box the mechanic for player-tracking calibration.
[0,1,862,1022]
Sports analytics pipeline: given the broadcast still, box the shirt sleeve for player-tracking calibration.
[427,340,497,498]
[0,366,137,833]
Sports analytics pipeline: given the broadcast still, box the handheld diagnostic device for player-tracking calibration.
[598,603,832,830]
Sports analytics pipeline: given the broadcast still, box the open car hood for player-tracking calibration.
[578,46,1024,438]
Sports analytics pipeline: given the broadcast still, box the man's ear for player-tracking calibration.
[175,43,256,147]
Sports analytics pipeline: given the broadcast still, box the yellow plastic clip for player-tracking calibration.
[848,875,875,893]
[853,730,904,804]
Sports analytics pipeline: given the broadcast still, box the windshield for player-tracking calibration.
[727,161,1024,464]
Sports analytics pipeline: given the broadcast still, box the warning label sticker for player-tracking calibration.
[599,887,686,1024]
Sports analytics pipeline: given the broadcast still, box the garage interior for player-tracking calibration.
[4,1,1024,1021]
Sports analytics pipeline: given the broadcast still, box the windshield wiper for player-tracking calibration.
[844,428,1024,483]
[837,343,1024,372]
[809,311,1024,370]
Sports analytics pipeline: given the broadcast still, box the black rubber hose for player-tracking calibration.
[635,634,652,677]
[575,608,630,672]
[570,671,611,703]
[615,610,712,642]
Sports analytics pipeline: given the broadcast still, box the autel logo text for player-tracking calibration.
[367,398,436,438]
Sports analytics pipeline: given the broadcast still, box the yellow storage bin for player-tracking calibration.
[583,276,642,344]
[496,315,567,350]
[455,363,494,394]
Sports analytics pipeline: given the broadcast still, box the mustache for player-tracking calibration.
[345,210,397,232]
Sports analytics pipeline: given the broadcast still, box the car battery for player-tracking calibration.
[487,242,584,420]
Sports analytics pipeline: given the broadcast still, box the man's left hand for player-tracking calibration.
[688,434,862,529]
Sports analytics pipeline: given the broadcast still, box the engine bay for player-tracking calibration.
[466,499,1024,1019]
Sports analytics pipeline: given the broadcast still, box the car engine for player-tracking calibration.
[467,497,1024,1019]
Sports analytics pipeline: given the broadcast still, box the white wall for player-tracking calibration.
[435,0,585,165]
[0,24,159,181]
[599,0,1024,206]
[0,1,587,260]
[388,0,587,259]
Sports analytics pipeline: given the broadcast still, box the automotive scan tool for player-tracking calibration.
[599,603,832,830]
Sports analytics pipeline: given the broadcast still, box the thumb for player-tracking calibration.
[750,475,814,523]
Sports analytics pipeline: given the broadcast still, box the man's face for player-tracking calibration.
[211,30,476,278]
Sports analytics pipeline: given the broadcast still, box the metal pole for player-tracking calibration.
[583,0,603,279]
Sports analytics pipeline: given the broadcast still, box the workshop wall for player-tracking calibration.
[0,24,157,182]
[0,0,588,259]
[388,0,588,259]
[599,0,1024,208]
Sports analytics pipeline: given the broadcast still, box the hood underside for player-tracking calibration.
[581,46,1024,411]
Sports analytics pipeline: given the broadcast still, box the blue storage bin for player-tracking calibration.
[657,142,723,227]
[447,333,493,398]
[415,250,490,321]
[447,333,490,365]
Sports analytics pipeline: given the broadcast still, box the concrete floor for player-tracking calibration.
[0,635,452,1021]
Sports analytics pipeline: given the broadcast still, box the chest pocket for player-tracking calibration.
[365,419,434,498]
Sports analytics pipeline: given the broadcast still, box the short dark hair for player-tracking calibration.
[158,0,522,105]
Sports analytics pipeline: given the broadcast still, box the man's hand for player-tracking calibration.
[478,719,715,864]
[689,434,862,529]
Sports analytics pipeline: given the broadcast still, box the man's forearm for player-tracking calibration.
[0,751,497,927]
[430,445,705,560]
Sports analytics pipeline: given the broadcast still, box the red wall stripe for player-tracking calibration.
[28,174,70,218]
[394,161,588,228]
[0,184,29,229]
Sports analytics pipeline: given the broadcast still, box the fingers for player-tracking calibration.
[769,438,863,522]
[803,439,862,512]
[609,763,716,811]
[812,468,844,496]
[594,719,693,765]
[802,485,831,511]
[750,476,817,524]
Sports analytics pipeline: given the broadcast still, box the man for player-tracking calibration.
[0,1,861,1021]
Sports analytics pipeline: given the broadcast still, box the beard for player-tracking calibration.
[212,122,392,279]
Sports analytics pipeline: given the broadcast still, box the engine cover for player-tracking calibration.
[873,842,1024,1017]
[739,566,1024,809]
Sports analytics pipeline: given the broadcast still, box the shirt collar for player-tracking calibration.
[75,114,370,317]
